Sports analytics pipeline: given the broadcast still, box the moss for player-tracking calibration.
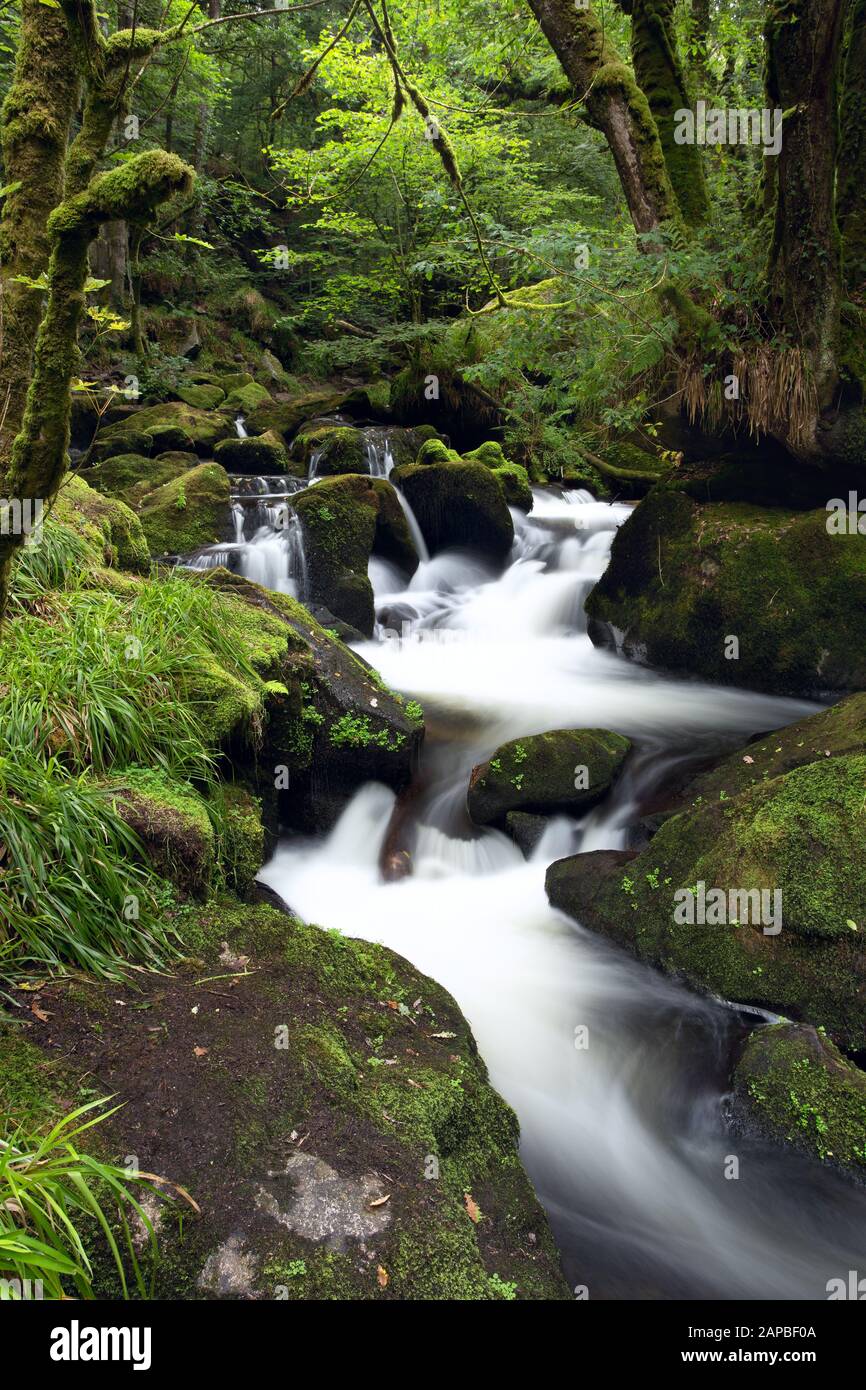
[222,381,272,416]
[547,752,866,1049]
[391,459,514,558]
[734,1021,866,1177]
[492,462,533,511]
[0,1027,70,1131]
[93,427,154,462]
[87,452,189,507]
[214,432,291,475]
[245,390,346,441]
[587,489,866,695]
[138,462,231,556]
[211,784,265,898]
[468,728,631,825]
[100,402,232,457]
[53,474,150,573]
[107,766,215,897]
[417,437,461,465]
[175,383,226,411]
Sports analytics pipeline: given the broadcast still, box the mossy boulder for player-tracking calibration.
[108,769,215,897]
[138,462,232,556]
[293,475,420,637]
[468,729,631,827]
[54,475,150,573]
[546,751,866,1049]
[245,390,352,442]
[216,371,255,393]
[214,431,291,475]
[295,424,366,477]
[586,488,866,696]
[223,381,272,416]
[13,896,568,1301]
[214,785,266,899]
[733,1021,866,1180]
[199,572,423,829]
[175,383,226,411]
[100,401,232,458]
[462,442,533,511]
[391,459,514,559]
[87,452,191,508]
[93,426,154,462]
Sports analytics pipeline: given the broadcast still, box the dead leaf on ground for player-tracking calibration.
[377,1265,389,1288]
[369,1194,391,1208]
[193,1046,208,1058]
[464,1193,481,1224]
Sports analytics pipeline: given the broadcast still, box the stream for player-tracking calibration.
[204,440,866,1299]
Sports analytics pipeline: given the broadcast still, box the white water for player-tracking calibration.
[257,483,866,1299]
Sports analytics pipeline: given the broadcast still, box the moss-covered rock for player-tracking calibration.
[213,784,266,899]
[546,751,866,1049]
[461,442,533,511]
[223,381,272,416]
[93,426,154,462]
[294,424,366,477]
[138,462,232,556]
[469,729,631,826]
[175,383,226,411]
[214,431,291,475]
[99,401,233,458]
[15,897,568,1301]
[586,487,866,696]
[54,475,150,573]
[245,390,346,442]
[391,459,514,559]
[199,572,423,829]
[293,475,420,636]
[107,768,215,897]
[87,452,190,508]
[733,1021,866,1179]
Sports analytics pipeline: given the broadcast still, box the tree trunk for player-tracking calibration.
[0,0,80,476]
[525,0,681,241]
[622,0,710,226]
[838,0,866,294]
[765,0,847,415]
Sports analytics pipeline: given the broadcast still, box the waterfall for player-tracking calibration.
[234,415,248,438]
[257,484,866,1299]
[188,474,307,597]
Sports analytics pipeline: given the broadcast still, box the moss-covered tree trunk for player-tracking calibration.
[0,0,80,477]
[765,0,847,422]
[838,0,866,294]
[620,0,710,226]
[0,152,193,619]
[525,0,682,241]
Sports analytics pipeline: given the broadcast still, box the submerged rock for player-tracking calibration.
[468,729,631,827]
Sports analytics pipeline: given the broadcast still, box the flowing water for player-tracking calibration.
[222,451,864,1298]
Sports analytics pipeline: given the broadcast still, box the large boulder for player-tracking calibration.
[546,723,866,1050]
[175,382,226,411]
[87,452,191,508]
[293,424,366,477]
[198,571,424,830]
[53,474,150,573]
[222,381,272,416]
[245,390,345,442]
[586,486,866,697]
[15,896,569,1300]
[292,475,420,637]
[108,770,215,898]
[732,1021,866,1181]
[214,431,291,475]
[468,729,631,827]
[464,442,533,512]
[391,458,514,558]
[138,462,233,556]
[98,401,233,458]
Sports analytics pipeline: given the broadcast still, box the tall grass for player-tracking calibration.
[0,1099,163,1300]
[0,754,174,976]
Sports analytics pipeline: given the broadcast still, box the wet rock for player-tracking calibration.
[468,729,631,827]
[255,1154,392,1252]
[391,458,514,558]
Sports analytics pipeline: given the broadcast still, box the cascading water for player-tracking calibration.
[189,473,308,597]
[259,484,866,1299]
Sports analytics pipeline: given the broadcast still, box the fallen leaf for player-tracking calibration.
[464,1193,481,1224]
[430,1030,456,1039]
[377,1265,389,1288]
[30,1003,50,1023]
[193,1046,208,1058]
[369,1194,391,1208]
[742,755,754,764]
